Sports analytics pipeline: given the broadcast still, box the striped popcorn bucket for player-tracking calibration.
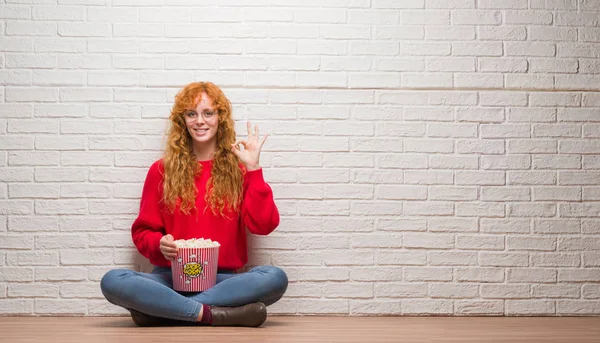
[172,246,219,292]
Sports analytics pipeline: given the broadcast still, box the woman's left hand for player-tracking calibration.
[231,121,267,171]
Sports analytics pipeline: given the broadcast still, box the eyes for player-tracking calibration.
[184,110,216,121]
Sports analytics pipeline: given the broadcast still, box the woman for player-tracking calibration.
[100,82,288,327]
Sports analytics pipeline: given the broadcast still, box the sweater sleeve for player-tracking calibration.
[131,160,166,262]
[241,168,280,236]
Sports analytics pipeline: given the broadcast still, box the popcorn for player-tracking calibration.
[173,238,220,248]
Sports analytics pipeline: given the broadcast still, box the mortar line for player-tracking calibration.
[140,85,600,92]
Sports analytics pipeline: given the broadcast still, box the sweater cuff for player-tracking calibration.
[245,167,265,184]
[148,231,164,261]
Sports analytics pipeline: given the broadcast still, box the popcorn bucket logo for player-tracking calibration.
[183,261,205,279]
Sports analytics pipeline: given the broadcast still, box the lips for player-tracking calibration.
[193,128,209,135]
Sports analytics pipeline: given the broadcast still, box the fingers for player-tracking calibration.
[160,234,177,260]
[231,140,247,157]
[246,121,252,140]
[259,133,268,149]
[160,243,177,260]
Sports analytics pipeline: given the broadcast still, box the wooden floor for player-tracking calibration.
[2,316,600,343]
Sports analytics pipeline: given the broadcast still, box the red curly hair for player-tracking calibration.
[162,82,243,216]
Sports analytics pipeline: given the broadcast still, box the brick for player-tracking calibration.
[350,300,401,315]
[534,186,581,201]
[9,184,58,199]
[456,267,504,282]
[456,202,505,217]
[583,285,600,299]
[404,171,453,185]
[60,283,104,299]
[429,186,477,201]
[557,43,600,58]
[481,187,530,201]
[481,155,530,170]
[285,283,322,298]
[480,253,529,267]
[428,252,477,265]
[533,155,581,169]
[426,57,475,72]
[453,42,502,56]
[454,73,504,88]
[505,10,553,24]
[348,73,400,88]
[403,233,453,249]
[506,42,556,57]
[429,284,479,298]
[481,284,530,299]
[558,301,600,315]
[404,107,453,121]
[530,27,577,42]
[556,75,600,90]
[452,10,501,25]
[507,236,556,251]
[401,73,453,88]
[0,300,32,314]
[425,0,473,8]
[426,26,474,40]
[402,300,452,314]
[297,299,348,314]
[7,251,58,266]
[455,171,505,185]
[556,12,600,26]
[401,10,449,25]
[455,300,504,315]
[479,58,527,73]
[0,200,32,215]
[296,9,346,23]
[35,299,86,314]
[404,267,453,281]
[507,268,556,283]
[350,202,402,216]
[8,283,58,298]
[532,284,579,299]
[480,26,526,41]
[508,171,556,185]
[508,203,556,217]
[373,0,424,8]
[378,218,426,232]
[430,155,478,169]
[456,235,504,250]
[506,74,554,89]
[506,300,555,315]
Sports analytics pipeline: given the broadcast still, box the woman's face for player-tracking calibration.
[184,92,219,147]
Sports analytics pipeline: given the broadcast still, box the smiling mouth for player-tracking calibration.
[193,128,209,134]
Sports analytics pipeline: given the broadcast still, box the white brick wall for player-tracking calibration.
[1,0,600,317]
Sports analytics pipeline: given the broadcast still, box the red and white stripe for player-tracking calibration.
[172,246,219,292]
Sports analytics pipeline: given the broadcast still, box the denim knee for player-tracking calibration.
[255,266,288,305]
[100,268,129,301]
[268,266,288,295]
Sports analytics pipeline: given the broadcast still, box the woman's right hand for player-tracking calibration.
[160,234,177,261]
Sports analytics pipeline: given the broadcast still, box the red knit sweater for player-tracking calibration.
[131,159,280,270]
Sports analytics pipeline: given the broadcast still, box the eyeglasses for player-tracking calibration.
[183,110,218,123]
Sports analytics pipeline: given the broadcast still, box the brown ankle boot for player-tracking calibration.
[129,309,181,327]
[210,302,267,327]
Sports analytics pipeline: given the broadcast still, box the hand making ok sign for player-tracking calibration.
[231,121,268,171]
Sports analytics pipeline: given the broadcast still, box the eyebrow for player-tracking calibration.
[184,109,216,113]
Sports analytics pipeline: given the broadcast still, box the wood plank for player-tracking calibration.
[1,316,600,343]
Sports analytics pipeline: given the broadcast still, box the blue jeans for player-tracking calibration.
[100,265,288,323]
